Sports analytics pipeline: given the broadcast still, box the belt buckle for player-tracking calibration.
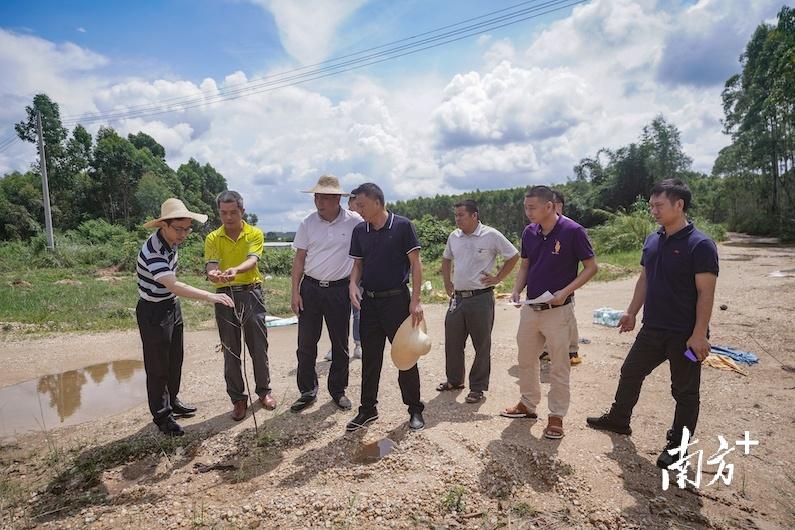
[366,290,375,298]
[319,280,330,288]
[461,291,473,298]
[531,304,545,311]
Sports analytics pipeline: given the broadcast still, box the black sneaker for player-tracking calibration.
[290,393,317,413]
[157,417,184,437]
[334,395,352,410]
[409,411,425,431]
[586,413,632,435]
[345,410,378,432]
[657,442,683,469]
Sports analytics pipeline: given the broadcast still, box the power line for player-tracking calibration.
[60,0,584,126]
[59,0,549,121]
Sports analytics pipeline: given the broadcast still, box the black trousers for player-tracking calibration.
[444,291,495,392]
[359,288,424,415]
[610,325,702,443]
[296,279,351,399]
[136,298,184,425]
[214,287,271,402]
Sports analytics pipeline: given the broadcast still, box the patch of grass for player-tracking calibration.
[0,269,293,336]
[0,474,26,510]
[441,485,467,513]
[511,501,539,518]
[255,429,283,448]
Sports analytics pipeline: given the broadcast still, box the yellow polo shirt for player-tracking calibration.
[204,221,264,286]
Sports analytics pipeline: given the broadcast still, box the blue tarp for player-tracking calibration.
[710,345,759,365]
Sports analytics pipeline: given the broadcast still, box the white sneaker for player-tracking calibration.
[352,342,362,359]
[323,350,332,361]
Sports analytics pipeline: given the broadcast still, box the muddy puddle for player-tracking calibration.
[353,438,396,463]
[0,360,145,438]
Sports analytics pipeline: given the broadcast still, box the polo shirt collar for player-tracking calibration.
[657,221,694,240]
[366,211,394,233]
[534,215,562,237]
[319,207,344,225]
[456,222,484,238]
[221,221,251,241]
[156,229,173,254]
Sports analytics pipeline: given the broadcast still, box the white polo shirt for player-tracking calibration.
[443,222,518,291]
[293,208,364,281]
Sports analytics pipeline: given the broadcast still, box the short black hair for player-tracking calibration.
[650,178,691,212]
[351,183,385,206]
[551,190,565,207]
[216,190,244,210]
[453,199,478,216]
[524,185,555,203]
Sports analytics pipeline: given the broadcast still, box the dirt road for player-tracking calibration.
[1,239,794,529]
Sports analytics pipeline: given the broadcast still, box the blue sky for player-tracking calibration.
[0,0,785,230]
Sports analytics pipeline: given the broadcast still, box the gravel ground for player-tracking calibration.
[1,239,794,529]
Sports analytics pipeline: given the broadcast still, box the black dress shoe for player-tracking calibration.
[409,411,425,431]
[334,395,352,410]
[172,399,197,416]
[345,409,378,432]
[586,413,632,435]
[157,417,184,437]
[290,394,317,413]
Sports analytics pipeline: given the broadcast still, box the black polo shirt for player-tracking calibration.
[349,211,421,292]
[641,222,719,334]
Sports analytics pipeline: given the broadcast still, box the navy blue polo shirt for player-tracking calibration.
[349,211,421,292]
[641,222,719,334]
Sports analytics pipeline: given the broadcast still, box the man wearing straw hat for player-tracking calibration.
[137,198,234,437]
[346,182,426,432]
[290,175,363,412]
[205,191,274,422]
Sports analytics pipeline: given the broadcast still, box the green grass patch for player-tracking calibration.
[0,249,639,336]
[0,269,293,336]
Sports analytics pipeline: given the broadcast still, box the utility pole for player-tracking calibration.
[35,111,55,250]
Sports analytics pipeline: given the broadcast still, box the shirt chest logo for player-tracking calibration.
[552,240,561,255]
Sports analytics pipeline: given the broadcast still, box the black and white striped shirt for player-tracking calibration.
[137,230,178,302]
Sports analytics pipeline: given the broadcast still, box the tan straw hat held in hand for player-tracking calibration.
[301,174,350,195]
[143,198,209,228]
[390,316,432,371]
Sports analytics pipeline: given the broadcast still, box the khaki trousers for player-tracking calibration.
[516,303,575,417]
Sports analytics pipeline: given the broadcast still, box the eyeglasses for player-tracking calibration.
[168,225,193,235]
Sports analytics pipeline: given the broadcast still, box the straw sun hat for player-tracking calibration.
[301,174,350,195]
[143,198,208,229]
[390,316,432,371]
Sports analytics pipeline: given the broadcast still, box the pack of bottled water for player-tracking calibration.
[592,307,623,327]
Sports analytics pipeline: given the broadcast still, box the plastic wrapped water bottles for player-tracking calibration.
[592,307,623,327]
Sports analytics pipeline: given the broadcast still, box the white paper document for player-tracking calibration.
[525,291,554,304]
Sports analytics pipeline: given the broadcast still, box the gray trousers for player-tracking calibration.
[444,291,495,392]
[215,287,271,402]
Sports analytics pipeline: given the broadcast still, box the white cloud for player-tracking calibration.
[248,0,368,64]
[1,0,786,230]
[77,27,86,33]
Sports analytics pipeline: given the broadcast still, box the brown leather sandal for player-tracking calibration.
[544,415,564,439]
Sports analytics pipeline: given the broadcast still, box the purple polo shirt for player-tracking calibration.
[641,222,719,334]
[521,215,594,299]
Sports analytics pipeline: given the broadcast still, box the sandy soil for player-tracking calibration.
[1,238,794,529]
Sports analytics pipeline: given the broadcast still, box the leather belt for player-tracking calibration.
[455,287,494,298]
[304,275,349,288]
[364,288,406,299]
[217,283,260,293]
[527,295,572,311]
